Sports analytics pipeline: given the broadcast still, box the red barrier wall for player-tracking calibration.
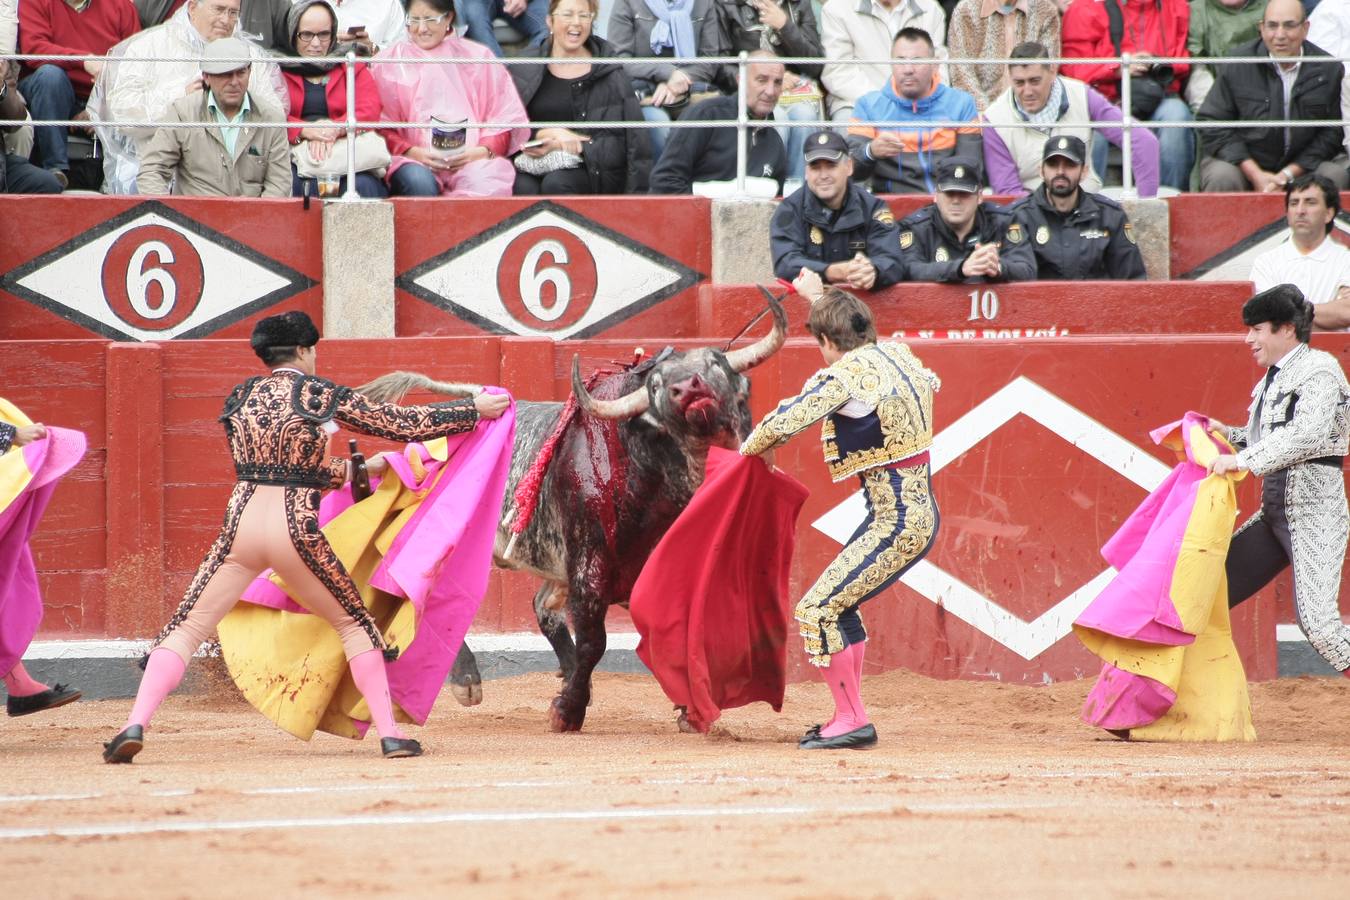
[392,197,712,339]
[1170,191,1350,278]
[14,333,1343,682]
[702,281,1256,338]
[0,197,322,341]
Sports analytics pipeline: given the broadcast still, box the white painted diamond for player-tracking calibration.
[408,208,688,339]
[812,376,1172,660]
[14,211,293,341]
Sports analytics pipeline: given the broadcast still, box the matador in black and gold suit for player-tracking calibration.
[103,311,490,764]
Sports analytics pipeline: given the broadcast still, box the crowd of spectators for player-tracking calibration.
[1,0,1349,210]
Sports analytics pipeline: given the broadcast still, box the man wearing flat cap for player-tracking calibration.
[897,155,1036,283]
[1007,135,1145,280]
[136,36,290,196]
[770,130,905,291]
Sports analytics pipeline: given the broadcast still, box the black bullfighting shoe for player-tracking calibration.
[799,723,878,751]
[381,737,423,759]
[6,683,82,717]
[102,725,144,764]
[1106,728,1131,741]
[798,724,824,745]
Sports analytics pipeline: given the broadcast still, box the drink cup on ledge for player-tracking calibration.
[316,173,341,197]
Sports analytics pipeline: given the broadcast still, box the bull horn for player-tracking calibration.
[725,287,788,373]
[572,355,649,420]
[358,371,483,404]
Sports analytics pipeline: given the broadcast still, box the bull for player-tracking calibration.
[362,294,786,732]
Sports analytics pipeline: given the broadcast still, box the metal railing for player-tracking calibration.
[2,49,1346,199]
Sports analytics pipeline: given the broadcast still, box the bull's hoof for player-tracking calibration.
[548,697,585,732]
[675,708,699,734]
[450,680,483,707]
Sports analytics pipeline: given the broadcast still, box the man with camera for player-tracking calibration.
[1197,0,1349,192]
[1060,0,1194,193]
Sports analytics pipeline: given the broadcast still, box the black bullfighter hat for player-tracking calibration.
[251,310,320,355]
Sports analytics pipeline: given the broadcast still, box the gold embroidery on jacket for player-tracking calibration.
[795,464,936,665]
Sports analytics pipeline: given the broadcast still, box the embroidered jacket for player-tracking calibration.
[221,372,478,489]
[1226,343,1350,477]
[0,421,14,456]
[740,342,940,481]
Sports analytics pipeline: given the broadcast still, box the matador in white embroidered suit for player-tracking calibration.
[1218,285,1350,673]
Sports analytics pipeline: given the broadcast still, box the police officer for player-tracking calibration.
[1008,135,1147,280]
[897,156,1037,283]
[770,130,905,290]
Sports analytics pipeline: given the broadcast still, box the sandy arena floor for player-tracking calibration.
[4,668,1350,898]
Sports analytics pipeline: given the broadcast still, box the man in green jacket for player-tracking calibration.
[1185,0,1263,111]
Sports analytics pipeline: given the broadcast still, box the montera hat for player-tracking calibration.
[251,310,320,355]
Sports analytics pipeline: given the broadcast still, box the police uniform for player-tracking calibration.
[769,131,905,288]
[1007,135,1147,281]
[740,342,941,668]
[897,158,1036,283]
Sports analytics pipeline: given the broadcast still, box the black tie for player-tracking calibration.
[1255,365,1279,435]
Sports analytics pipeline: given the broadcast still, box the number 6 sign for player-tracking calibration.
[102,224,205,331]
[496,225,598,332]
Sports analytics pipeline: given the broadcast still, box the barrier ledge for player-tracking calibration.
[699,280,1256,338]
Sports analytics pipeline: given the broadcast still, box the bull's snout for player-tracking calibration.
[668,374,710,406]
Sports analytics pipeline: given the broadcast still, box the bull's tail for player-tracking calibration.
[357,371,482,404]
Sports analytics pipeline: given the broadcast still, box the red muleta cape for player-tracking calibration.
[630,446,809,733]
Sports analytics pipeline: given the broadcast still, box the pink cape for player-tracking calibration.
[0,427,87,676]
[238,391,515,726]
[630,448,810,733]
[1074,412,1249,734]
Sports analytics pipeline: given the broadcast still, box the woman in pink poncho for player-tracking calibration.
[373,0,530,196]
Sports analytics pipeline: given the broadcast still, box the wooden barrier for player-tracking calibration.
[12,332,1345,682]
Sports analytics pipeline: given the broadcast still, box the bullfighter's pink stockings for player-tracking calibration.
[126,648,186,729]
[348,649,408,741]
[3,662,46,696]
[819,641,868,738]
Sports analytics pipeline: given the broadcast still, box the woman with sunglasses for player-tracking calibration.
[372,0,529,197]
[282,0,389,198]
[509,0,650,195]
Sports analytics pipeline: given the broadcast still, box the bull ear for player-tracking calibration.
[572,355,650,420]
[726,288,788,373]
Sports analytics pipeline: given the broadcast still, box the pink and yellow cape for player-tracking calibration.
[0,399,87,678]
[1074,411,1256,742]
[217,391,515,740]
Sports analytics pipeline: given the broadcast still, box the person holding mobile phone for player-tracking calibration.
[281,0,388,197]
[508,0,650,194]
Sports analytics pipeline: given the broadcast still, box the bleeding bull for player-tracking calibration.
[362,293,787,731]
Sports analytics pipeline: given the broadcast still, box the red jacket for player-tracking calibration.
[19,0,140,98]
[1060,0,1191,103]
[283,63,383,145]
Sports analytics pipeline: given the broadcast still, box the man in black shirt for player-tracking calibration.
[1008,135,1146,280]
[649,53,788,194]
[898,155,1036,283]
[769,130,905,289]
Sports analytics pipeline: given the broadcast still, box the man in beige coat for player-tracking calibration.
[137,37,289,197]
